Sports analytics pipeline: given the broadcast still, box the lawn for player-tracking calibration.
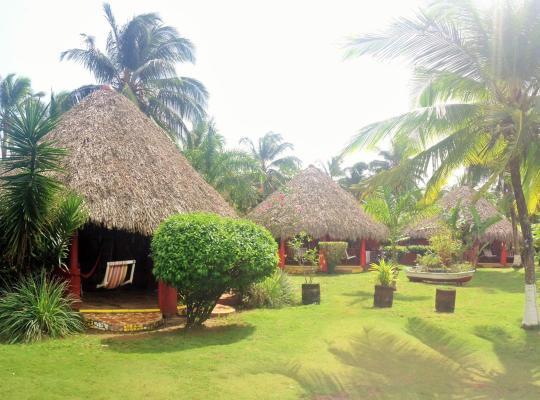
[1,269,539,400]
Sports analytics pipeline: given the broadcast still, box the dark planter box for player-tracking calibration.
[302,283,320,305]
[373,285,394,308]
[435,288,456,313]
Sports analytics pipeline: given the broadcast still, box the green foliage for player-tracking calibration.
[0,99,87,273]
[151,213,278,327]
[429,228,463,267]
[369,259,397,287]
[240,132,301,196]
[287,232,319,283]
[61,3,207,140]
[417,253,443,270]
[0,272,83,343]
[319,241,348,274]
[244,269,295,309]
[382,244,430,257]
[449,263,474,273]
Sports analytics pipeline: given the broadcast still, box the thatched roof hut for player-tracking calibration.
[248,166,388,241]
[47,89,235,235]
[405,186,513,242]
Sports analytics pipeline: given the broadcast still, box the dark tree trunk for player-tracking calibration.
[509,158,539,328]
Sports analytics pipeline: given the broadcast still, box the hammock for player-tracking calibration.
[97,260,136,290]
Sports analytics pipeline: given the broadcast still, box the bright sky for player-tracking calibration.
[0,0,426,166]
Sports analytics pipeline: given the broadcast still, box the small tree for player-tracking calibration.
[319,242,348,274]
[151,213,278,327]
[287,232,319,283]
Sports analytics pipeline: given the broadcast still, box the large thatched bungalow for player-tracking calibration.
[47,88,236,314]
[404,186,515,266]
[248,166,388,271]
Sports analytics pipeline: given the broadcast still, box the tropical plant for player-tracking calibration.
[244,269,295,309]
[240,132,301,195]
[0,74,33,158]
[345,0,540,328]
[287,232,319,283]
[429,228,463,268]
[0,99,87,273]
[60,3,207,141]
[183,120,262,212]
[319,241,348,274]
[364,186,426,264]
[417,253,444,270]
[151,213,277,327]
[0,272,84,343]
[319,156,345,180]
[369,259,397,287]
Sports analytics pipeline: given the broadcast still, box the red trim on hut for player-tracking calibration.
[158,281,177,318]
[500,242,507,266]
[69,232,81,307]
[279,239,286,269]
[360,239,366,268]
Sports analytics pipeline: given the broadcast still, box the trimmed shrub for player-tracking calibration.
[152,213,278,327]
[319,242,348,274]
[244,269,295,309]
[0,273,83,343]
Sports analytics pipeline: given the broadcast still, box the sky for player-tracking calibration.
[0,0,426,167]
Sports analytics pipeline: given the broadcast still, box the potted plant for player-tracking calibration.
[370,259,397,308]
[319,241,348,274]
[406,227,476,285]
[288,232,320,305]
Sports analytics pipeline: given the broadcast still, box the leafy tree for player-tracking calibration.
[319,156,345,180]
[240,132,301,195]
[61,3,207,141]
[0,99,87,273]
[0,74,32,159]
[345,0,540,328]
[364,187,425,264]
[183,120,262,212]
[151,213,277,327]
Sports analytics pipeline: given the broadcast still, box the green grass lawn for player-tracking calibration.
[1,269,540,399]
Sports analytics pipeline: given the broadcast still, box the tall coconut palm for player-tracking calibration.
[184,120,262,212]
[240,132,301,195]
[345,0,540,328]
[319,156,345,180]
[60,3,207,141]
[0,74,32,159]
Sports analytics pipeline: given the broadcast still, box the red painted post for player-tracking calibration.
[500,242,507,266]
[279,239,286,269]
[158,281,178,318]
[360,239,366,268]
[319,251,327,273]
[69,232,81,307]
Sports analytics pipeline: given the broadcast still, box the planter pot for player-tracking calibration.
[373,285,394,308]
[405,267,475,286]
[435,288,456,313]
[302,283,320,305]
[327,263,336,274]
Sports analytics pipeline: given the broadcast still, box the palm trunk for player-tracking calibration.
[509,159,539,329]
[510,206,520,255]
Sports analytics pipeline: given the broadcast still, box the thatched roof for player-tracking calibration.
[46,89,236,235]
[405,186,513,242]
[247,166,388,241]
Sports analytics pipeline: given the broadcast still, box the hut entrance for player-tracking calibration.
[73,224,161,311]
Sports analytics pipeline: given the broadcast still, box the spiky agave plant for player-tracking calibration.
[0,272,83,343]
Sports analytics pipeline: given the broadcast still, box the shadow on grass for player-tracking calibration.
[272,318,540,399]
[468,269,524,293]
[101,323,255,354]
[343,290,430,306]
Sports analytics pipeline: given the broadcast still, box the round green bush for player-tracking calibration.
[151,213,278,327]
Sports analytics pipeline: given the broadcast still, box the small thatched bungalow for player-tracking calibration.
[404,186,514,266]
[248,166,388,270]
[47,88,236,313]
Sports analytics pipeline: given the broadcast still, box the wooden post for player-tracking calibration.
[69,232,81,307]
[319,251,327,273]
[279,239,286,269]
[360,239,366,268]
[500,241,507,267]
[158,281,178,318]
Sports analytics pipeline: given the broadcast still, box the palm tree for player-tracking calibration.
[240,132,301,195]
[319,156,344,180]
[0,74,32,159]
[183,120,262,212]
[345,0,540,328]
[0,99,87,272]
[60,3,207,141]
[364,187,424,264]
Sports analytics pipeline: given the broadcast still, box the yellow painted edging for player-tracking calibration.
[80,305,186,314]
